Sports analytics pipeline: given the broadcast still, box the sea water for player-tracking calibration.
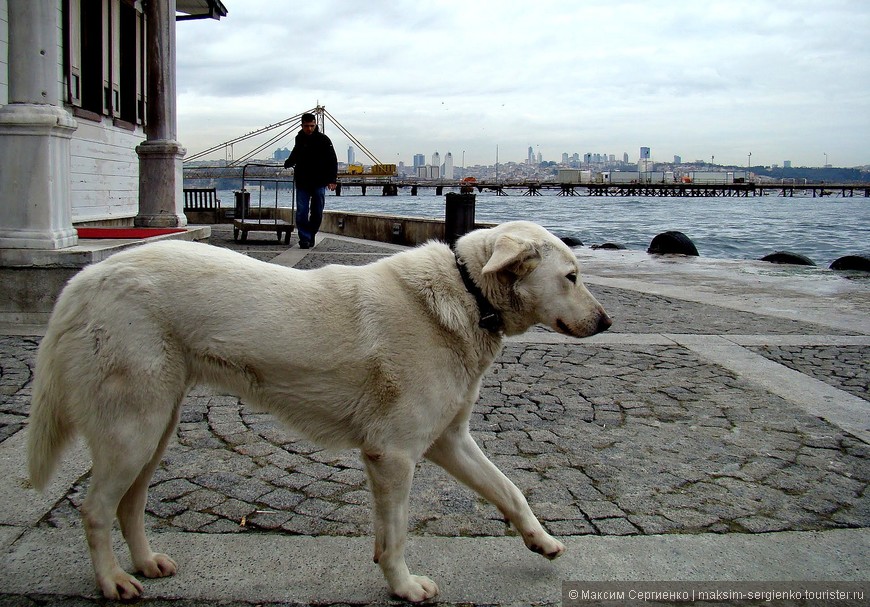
[220,188,870,267]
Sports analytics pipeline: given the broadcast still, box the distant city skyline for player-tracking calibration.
[263,142,856,174]
[359,146,831,170]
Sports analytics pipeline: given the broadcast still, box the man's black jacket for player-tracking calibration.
[283,127,338,190]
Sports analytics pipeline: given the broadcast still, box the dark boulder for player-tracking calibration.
[647,231,699,256]
[591,242,626,250]
[830,255,870,272]
[559,236,584,247]
[760,251,816,266]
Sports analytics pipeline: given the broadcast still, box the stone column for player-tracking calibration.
[0,0,78,249]
[135,0,187,227]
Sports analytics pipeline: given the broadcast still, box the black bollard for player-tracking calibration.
[234,190,250,219]
[445,192,476,246]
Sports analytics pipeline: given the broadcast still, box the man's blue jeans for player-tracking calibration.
[295,185,326,245]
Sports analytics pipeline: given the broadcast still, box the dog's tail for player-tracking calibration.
[27,327,76,492]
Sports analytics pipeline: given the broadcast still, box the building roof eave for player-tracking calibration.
[176,0,228,21]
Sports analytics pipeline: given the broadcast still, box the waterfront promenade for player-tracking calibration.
[1,225,868,606]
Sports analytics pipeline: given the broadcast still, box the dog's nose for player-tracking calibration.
[596,314,612,334]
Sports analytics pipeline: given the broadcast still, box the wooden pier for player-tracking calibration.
[332,179,870,198]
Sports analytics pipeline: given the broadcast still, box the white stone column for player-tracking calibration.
[0,0,78,249]
[135,0,187,227]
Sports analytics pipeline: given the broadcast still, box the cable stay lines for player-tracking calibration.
[319,107,382,166]
[184,105,384,173]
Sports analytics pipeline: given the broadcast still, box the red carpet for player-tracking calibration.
[76,227,187,239]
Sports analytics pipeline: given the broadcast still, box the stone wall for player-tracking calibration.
[319,210,446,246]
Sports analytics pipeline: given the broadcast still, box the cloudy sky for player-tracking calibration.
[176,0,869,168]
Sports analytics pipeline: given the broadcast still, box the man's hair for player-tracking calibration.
[301,113,316,124]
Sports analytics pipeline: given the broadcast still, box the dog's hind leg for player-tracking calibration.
[83,451,151,598]
[116,403,181,580]
[82,397,182,599]
[362,451,439,602]
[425,426,566,560]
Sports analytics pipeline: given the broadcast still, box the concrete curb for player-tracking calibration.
[2,528,867,604]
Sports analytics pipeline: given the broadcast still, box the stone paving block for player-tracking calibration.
[178,488,226,511]
[260,488,305,510]
[150,478,199,501]
[146,499,187,519]
[246,508,294,530]
[193,472,273,502]
[172,510,218,531]
[200,518,244,533]
[274,472,317,490]
[591,517,639,535]
[210,498,257,522]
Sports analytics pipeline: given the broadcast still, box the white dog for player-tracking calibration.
[28,221,610,602]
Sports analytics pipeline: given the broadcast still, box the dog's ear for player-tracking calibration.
[482,234,541,278]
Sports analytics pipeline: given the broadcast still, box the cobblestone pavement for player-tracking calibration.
[1,229,867,606]
[0,336,38,442]
[29,340,868,540]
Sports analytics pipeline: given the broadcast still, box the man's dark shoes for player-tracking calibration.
[299,240,310,249]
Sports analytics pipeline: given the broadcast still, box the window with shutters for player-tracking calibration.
[63,0,146,128]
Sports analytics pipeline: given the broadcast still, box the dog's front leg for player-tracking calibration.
[362,451,439,602]
[425,427,566,559]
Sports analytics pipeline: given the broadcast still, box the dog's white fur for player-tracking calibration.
[28,221,610,602]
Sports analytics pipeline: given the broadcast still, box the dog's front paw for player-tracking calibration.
[136,552,177,578]
[524,531,566,560]
[98,569,145,600]
[392,574,439,602]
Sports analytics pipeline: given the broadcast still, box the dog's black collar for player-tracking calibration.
[454,252,503,333]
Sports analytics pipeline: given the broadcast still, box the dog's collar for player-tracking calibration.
[454,252,503,333]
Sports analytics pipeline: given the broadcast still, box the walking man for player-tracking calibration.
[284,113,338,248]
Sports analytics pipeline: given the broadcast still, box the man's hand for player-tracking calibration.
[327,183,337,192]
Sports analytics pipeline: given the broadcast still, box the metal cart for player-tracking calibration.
[232,163,295,244]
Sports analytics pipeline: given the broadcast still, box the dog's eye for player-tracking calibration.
[566,272,577,284]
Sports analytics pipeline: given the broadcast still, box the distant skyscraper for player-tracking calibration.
[413,154,425,168]
[784,160,792,168]
[431,151,440,167]
[674,155,682,164]
[623,152,629,163]
[444,152,454,179]
[347,146,355,165]
[562,153,569,163]
[536,151,542,165]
